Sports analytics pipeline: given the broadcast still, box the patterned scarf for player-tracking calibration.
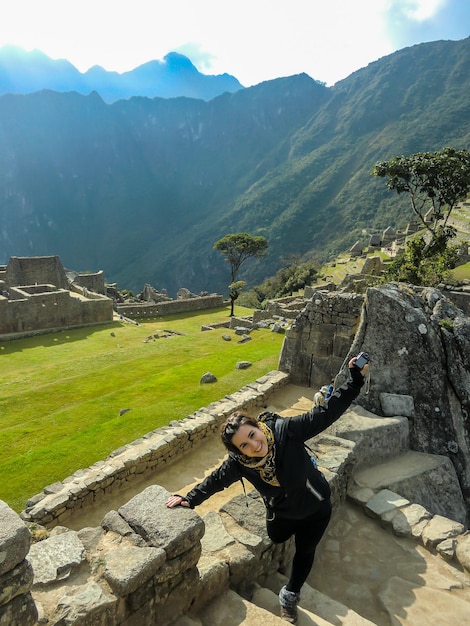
[235,421,280,486]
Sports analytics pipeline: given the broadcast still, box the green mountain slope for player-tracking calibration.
[0,38,469,295]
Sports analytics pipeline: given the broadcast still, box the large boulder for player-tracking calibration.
[347,283,470,523]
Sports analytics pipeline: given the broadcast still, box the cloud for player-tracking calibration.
[1,0,468,87]
[174,44,217,74]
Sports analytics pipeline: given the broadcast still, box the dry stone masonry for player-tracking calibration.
[0,256,113,339]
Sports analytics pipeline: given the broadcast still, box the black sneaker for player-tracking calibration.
[279,585,300,624]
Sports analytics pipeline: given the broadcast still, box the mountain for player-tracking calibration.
[0,38,469,296]
[0,46,244,102]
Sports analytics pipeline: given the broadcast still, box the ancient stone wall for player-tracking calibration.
[0,288,113,338]
[441,285,470,315]
[278,290,364,388]
[71,270,106,295]
[5,255,68,290]
[0,502,37,625]
[0,256,114,339]
[347,283,470,520]
[1,483,296,626]
[279,283,470,523]
[116,294,224,318]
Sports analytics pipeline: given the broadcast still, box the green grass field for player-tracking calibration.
[450,261,470,281]
[0,306,284,512]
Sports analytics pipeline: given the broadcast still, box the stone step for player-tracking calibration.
[252,587,336,625]
[348,449,467,525]
[259,572,377,625]
[180,573,378,626]
[186,588,299,625]
[326,404,410,468]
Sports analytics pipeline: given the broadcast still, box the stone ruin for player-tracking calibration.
[0,256,113,339]
[0,256,227,338]
[114,284,224,319]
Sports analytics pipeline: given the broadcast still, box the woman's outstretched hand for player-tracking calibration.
[348,356,369,376]
[166,494,190,508]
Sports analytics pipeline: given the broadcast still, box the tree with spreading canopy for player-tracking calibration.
[214,232,268,315]
[372,147,470,285]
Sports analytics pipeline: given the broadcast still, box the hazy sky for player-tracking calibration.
[1,0,469,87]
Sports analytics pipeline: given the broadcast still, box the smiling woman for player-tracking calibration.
[231,421,269,457]
[166,356,368,623]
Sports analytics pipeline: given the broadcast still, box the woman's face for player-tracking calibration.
[231,423,268,457]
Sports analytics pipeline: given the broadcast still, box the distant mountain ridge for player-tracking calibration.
[0,46,244,102]
[0,38,469,296]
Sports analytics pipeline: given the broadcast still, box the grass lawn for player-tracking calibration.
[450,261,470,282]
[0,305,284,512]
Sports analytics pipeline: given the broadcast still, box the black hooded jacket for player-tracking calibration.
[184,366,364,520]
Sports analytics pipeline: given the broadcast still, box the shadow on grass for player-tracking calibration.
[0,322,122,353]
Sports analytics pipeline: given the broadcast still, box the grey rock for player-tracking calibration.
[380,392,415,417]
[200,372,218,384]
[0,501,31,576]
[0,559,34,606]
[54,581,116,624]
[421,514,465,549]
[100,510,145,545]
[455,534,470,572]
[103,545,165,595]
[201,511,235,553]
[118,485,205,559]
[235,361,252,370]
[365,489,409,518]
[0,592,38,626]
[237,335,252,343]
[28,531,85,586]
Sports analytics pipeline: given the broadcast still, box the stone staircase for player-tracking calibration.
[173,391,470,626]
[191,580,375,626]
[181,582,375,626]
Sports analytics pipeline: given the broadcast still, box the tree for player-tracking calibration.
[214,233,268,315]
[384,234,460,286]
[372,147,470,285]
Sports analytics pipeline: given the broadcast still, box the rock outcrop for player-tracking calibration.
[347,283,470,523]
[279,282,470,524]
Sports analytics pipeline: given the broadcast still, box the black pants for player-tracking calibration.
[266,501,332,594]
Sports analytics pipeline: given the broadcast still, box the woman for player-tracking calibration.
[166,356,367,623]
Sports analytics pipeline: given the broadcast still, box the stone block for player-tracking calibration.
[421,515,465,549]
[0,501,31,576]
[103,546,165,596]
[28,531,85,586]
[53,581,117,624]
[0,592,37,626]
[455,534,470,572]
[119,486,204,560]
[0,559,34,606]
[380,392,415,417]
[365,489,409,518]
